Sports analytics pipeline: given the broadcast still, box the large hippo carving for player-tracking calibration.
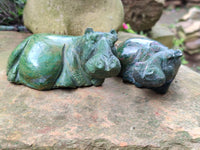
[7,28,121,90]
[114,38,182,94]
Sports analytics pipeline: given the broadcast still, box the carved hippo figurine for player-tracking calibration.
[7,28,121,90]
[114,38,182,94]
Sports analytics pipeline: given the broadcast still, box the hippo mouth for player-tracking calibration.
[85,56,121,79]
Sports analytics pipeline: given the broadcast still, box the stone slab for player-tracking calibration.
[150,23,175,48]
[23,0,124,35]
[117,31,146,46]
[0,31,200,149]
[176,20,200,35]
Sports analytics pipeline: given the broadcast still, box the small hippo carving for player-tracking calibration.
[114,38,182,94]
[7,28,121,90]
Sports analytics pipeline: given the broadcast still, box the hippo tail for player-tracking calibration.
[7,37,31,83]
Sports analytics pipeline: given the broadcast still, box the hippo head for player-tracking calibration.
[133,49,182,88]
[161,49,182,82]
[81,28,121,79]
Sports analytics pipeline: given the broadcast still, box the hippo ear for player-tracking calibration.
[110,29,117,35]
[174,50,183,58]
[85,28,94,34]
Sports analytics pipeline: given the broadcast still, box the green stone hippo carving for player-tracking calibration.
[7,28,121,90]
[114,38,182,94]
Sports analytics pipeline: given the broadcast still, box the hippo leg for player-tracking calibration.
[7,38,30,83]
[151,80,172,94]
[54,45,76,88]
[91,78,105,86]
[122,66,135,83]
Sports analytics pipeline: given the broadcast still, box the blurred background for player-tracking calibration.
[0,0,200,73]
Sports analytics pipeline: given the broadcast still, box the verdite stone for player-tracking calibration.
[7,28,121,90]
[114,38,182,94]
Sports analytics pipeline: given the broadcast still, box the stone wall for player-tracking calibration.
[176,7,200,54]
[165,0,200,7]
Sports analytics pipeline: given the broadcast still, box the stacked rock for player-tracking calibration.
[121,0,164,32]
[165,0,183,7]
[176,7,200,54]
[165,0,200,7]
[186,0,200,7]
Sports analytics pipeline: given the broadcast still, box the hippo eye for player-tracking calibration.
[167,54,172,59]
[167,56,174,62]
[91,35,101,43]
[90,35,96,42]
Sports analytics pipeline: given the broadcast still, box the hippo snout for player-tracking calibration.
[85,56,121,78]
[95,57,119,71]
[174,50,182,58]
[167,50,182,59]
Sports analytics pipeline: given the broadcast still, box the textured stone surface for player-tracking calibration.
[1,31,200,149]
[118,28,175,49]
[177,20,200,35]
[23,0,124,36]
[121,0,164,32]
[176,8,200,55]
[150,23,175,48]
[117,31,146,46]
[180,7,200,21]
[186,39,200,50]
[165,0,200,7]
[178,31,200,42]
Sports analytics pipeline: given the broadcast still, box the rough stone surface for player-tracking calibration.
[117,31,146,46]
[1,31,200,149]
[150,23,175,48]
[176,8,200,55]
[180,7,200,21]
[186,39,200,50]
[121,0,164,32]
[165,0,200,7]
[118,26,175,49]
[178,30,200,42]
[23,0,124,36]
[176,20,200,35]
[185,52,200,63]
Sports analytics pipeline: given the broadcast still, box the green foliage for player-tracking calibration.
[168,24,176,29]
[0,0,26,25]
[173,37,184,48]
[196,66,200,71]
[194,6,200,9]
[175,7,181,11]
[173,37,188,65]
[120,24,147,36]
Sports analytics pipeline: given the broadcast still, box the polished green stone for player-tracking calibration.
[114,38,182,94]
[7,28,121,90]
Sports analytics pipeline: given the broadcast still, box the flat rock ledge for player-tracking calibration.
[0,31,200,150]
